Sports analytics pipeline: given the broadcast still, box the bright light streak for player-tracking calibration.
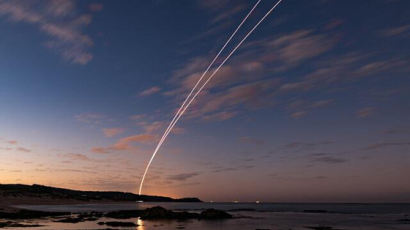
[138,0,283,195]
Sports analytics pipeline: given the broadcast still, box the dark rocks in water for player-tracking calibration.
[228,208,256,212]
[105,210,143,219]
[200,209,232,219]
[140,206,199,220]
[0,210,70,219]
[398,218,410,223]
[305,226,342,230]
[53,217,85,223]
[0,221,43,228]
[303,210,329,213]
[98,221,137,227]
[105,206,232,220]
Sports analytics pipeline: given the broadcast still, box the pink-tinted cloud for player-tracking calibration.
[75,113,106,124]
[17,147,31,152]
[0,0,93,64]
[140,86,161,96]
[112,134,156,151]
[91,147,109,154]
[103,128,125,137]
[89,3,103,12]
[7,140,17,145]
[356,107,375,118]
[290,111,307,119]
[380,24,410,37]
[64,153,90,161]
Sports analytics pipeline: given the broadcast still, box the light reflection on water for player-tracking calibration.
[10,203,410,230]
[137,217,144,230]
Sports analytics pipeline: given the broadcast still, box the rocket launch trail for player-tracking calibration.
[139,0,283,195]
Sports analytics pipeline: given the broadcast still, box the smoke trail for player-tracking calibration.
[138,0,262,196]
[138,0,283,195]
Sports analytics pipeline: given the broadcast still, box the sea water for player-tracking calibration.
[12,202,410,230]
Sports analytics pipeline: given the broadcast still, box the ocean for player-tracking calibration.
[12,202,410,229]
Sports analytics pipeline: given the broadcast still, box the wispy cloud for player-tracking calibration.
[309,153,348,164]
[17,147,31,152]
[363,142,410,150]
[7,140,17,145]
[0,0,94,64]
[356,107,375,118]
[140,86,161,96]
[89,3,103,12]
[64,153,91,161]
[75,113,106,124]
[380,24,410,37]
[167,172,200,181]
[103,128,125,138]
[290,111,307,119]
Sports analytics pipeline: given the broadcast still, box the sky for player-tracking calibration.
[0,0,409,202]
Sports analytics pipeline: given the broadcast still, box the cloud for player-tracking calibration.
[167,172,200,181]
[265,30,336,65]
[363,142,410,150]
[130,114,146,121]
[187,79,280,120]
[290,111,307,119]
[383,127,410,135]
[356,107,375,118]
[286,99,334,119]
[312,156,347,164]
[92,134,156,153]
[64,153,91,161]
[103,128,125,137]
[89,3,103,12]
[311,99,334,108]
[112,134,156,150]
[7,140,17,145]
[90,147,109,154]
[283,141,333,150]
[17,147,31,152]
[309,153,348,164]
[0,0,94,64]
[380,24,410,37]
[75,113,106,124]
[167,29,337,121]
[140,86,161,96]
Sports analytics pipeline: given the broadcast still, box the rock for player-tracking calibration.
[140,206,170,219]
[98,221,137,227]
[305,226,341,230]
[140,206,199,220]
[0,210,70,219]
[200,209,232,219]
[53,217,84,223]
[0,221,42,228]
[303,210,329,213]
[105,210,143,219]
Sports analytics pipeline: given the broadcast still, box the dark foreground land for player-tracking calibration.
[0,184,232,228]
[0,206,232,228]
[0,184,200,207]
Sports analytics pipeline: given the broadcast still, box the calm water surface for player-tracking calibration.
[12,202,410,230]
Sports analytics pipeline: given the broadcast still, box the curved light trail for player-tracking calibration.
[138,0,283,196]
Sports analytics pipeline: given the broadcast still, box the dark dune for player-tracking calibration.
[0,184,201,206]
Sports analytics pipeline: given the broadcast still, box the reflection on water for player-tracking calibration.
[10,203,410,230]
[137,217,144,230]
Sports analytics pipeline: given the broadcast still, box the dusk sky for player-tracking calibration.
[1,0,409,202]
